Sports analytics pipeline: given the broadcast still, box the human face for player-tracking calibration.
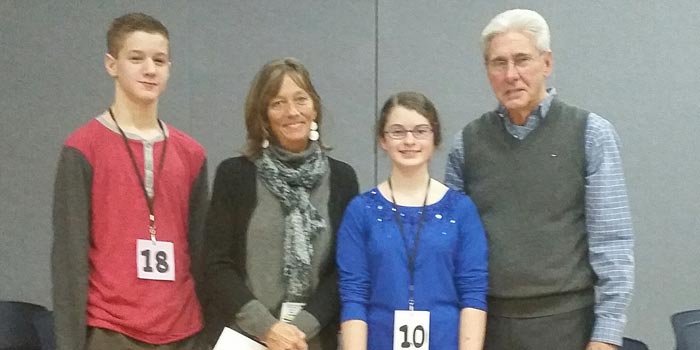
[485,31,552,123]
[105,31,170,106]
[267,75,317,152]
[380,106,435,170]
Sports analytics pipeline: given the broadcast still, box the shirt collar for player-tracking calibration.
[96,110,169,142]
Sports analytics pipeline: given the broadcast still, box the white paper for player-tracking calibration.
[213,327,267,350]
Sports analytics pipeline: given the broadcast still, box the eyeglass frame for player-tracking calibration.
[383,124,434,140]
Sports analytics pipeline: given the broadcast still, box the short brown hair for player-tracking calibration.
[243,57,326,158]
[106,12,169,57]
[377,91,442,146]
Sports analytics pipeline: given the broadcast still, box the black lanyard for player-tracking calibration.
[388,176,431,311]
[108,108,167,243]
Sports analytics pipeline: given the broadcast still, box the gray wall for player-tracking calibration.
[1,1,698,349]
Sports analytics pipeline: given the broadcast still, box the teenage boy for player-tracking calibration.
[52,13,208,350]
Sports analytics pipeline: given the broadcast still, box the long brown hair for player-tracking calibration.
[243,57,326,159]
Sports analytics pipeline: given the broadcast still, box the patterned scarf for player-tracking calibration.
[255,142,329,300]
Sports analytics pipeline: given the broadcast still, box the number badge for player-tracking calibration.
[136,239,175,281]
[393,310,430,349]
[279,302,306,323]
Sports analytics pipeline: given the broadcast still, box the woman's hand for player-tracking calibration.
[263,321,308,350]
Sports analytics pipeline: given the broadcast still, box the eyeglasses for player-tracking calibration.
[486,53,540,73]
[384,125,433,140]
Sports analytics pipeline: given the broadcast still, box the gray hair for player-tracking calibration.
[481,9,551,59]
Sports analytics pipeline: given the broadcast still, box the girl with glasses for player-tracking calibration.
[337,91,488,350]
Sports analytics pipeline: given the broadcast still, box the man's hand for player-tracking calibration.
[263,322,308,350]
[586,341,618,349]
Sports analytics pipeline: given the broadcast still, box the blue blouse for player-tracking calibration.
[337,187,488,350]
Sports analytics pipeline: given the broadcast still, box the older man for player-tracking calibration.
[445,9,634,350]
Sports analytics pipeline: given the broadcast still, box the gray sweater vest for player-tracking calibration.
[462,98,595,317]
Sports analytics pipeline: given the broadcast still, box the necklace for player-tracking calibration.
[108,107,167,243]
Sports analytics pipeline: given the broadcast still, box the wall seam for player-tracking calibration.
[373,0,379,185]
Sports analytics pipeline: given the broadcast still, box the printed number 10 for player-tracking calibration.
[399,325,425,348]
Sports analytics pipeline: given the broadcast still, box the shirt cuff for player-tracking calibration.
[460,297,488,312]
[235,299,278,339]
[290,310,321,338]
[590,316,625,346]
[341,302,367,323]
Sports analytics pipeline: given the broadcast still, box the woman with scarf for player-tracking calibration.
[204,58,359,350]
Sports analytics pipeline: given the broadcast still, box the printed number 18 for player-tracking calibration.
[140,249,169,273]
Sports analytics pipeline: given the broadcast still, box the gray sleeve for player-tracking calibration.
[51,146,92,350]
[235,299,278,339]
[188,159,209,302]
[290,309,321,338]
[235,300,321,339]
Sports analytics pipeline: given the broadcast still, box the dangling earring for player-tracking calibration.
[309,121,320,141]
[261,139,270,149]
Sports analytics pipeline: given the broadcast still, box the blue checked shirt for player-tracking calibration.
[444,89,634,346]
